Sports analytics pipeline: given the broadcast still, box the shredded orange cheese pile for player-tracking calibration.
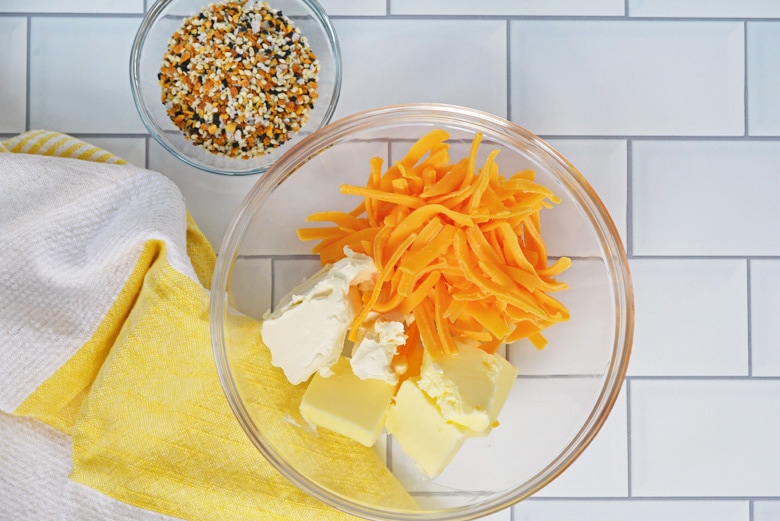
[298,129,570,364]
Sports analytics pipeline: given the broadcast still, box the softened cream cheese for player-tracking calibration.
[350,317,407,384]
[261,248,377,385]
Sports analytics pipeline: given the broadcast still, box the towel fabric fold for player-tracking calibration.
[0,131,414,520]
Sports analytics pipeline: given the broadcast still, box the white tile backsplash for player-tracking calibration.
[3,2,780,518]
[747,22,780,136]
[628,259,748,376]
[510,21,744,136]
[318,0,386,16]
[28,17,147,134]
[514,499,749,521]
[754,501,780,521]
[331,19,507,120]
[631,379,780,496]
[87,137,147,168]
[630,0,780,18]
[147,140,259,249]
[545,139,628,247]
[0,18,26,133]
[508,259,620,376]
[750,260,780,377]
[392,376,615,495]
[391,0,625,16]
[271,258,322,308]
[632,140,780,256]
[230,257,273,320]
[535,385,628,497]
[0,0,143,13]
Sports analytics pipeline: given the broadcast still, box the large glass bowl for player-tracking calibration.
[130,0,341,175]
[210,104,633,519]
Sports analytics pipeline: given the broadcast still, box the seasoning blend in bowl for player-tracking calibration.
[131,0,340,175]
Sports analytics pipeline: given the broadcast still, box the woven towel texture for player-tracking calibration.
[0,131,414,521]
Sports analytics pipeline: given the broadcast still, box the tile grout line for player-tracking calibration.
[332,14,780,21]
[625,139,634,258]
[505,18,512,121]
[270,257,276,312]
[744,21,749,136]
[627,375,780,381]
[144,135,150,170]
[625,378,633,498]
[24,15,31,132]
[746,259,753,377]
[523,496,776,501]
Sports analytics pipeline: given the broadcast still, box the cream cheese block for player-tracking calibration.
[261,248,378,385]
[299,357,395,447]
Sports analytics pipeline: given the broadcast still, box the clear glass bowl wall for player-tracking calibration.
[130,0,341,175]
[211,104,633,520]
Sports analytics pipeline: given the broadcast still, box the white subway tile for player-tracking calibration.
[391,0,624,16]
[750,260,780,377]
[630,0,780,18]
[271,258,321,308]
[414,495,512,521]
[237,140,389,256]
[507,259,620,376]
[476,508,512,521]
[754,501,780,521]
[514,499,748,521]
[87,137,147,168]
[632,140,780,256]
[29,17,147,134]
[510,21,744,136]
[229,257,272,320]
[0,18,26,133]
[393,376,622,496]
[631,379,780,496]
[331,19,507,121]
[318,0,386,16]
[30,17,145,134]
[0,0,143,13]
[545,139,628,248]
[536,385,628,497]
[147,140,258,249]
[748,22,780,136]
[628,259,748,376]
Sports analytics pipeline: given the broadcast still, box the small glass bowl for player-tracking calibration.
[130,0,341,175]
[211,104,633,519]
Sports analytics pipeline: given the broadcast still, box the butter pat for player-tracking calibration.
[418,345,518,433]
[261,248,377,385]
[385,379,466,478]
[350,317,407,384]
[300,357,395,447]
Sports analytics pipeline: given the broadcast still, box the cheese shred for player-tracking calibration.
[299,130,571,358]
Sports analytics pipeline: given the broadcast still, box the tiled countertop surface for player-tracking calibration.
[2,1,780,520]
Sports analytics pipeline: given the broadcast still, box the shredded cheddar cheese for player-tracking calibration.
[298,129,570,364]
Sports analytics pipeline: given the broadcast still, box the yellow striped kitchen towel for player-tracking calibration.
[0,131,415,520]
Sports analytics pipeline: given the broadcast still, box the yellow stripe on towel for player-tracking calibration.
[2,130,126,164]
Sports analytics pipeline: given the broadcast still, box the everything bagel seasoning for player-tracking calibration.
[158,0,320,159]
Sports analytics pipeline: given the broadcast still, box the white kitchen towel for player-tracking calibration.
[0,130,415,521]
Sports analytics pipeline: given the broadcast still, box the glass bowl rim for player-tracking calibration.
[129,0,342,176]
[210,102,634,520]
